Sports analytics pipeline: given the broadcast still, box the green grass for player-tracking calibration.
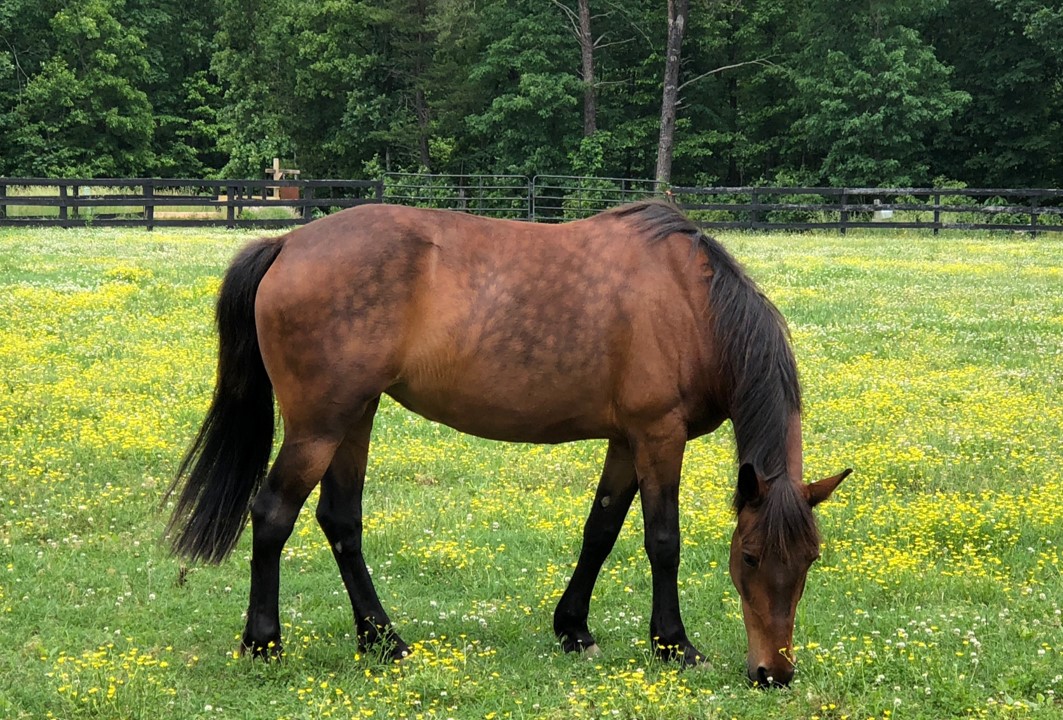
[1,226,1060,719]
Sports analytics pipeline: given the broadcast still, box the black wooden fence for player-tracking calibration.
[1,175,1061,233]
[0,178,382,229]
[671,186,1063,234]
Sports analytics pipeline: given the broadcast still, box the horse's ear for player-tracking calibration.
[806,468,852,508]
[736,463,764,508]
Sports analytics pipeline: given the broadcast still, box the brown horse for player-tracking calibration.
[166,201,850,685]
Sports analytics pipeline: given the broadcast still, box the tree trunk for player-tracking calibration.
[655,0,688,187]
[414,86,432,170]
[579,0,596,136]
[412,0,432,170]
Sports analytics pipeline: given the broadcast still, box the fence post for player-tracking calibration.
[750,188,759,230]
[144,180,155,231]
[374,179,384,203]
[839,189,848,235]
[1030,193,1040,237]
[301,184,313,223]
[529,176,537,221]
[933,192,941,236]
[226,184,236,228]
[1,181,8,220]
[58,183,68,225]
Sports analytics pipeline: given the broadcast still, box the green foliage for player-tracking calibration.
[786,1,969,186]
[128,0,224,177]
[210,0,288,177]
[463,0,583,175]
[929,0,1063,187]
[9,0,155,176]
[0,0,1060,185]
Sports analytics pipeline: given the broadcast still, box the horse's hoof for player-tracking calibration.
[387,644,412,663]
[558,633,597,654]
[685,655,711,672]
[239,639,283,661]
[359,633,411,663]
[582,643,601,658]
[652,641,705,668]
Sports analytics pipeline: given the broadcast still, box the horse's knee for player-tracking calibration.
[644,528,680,570]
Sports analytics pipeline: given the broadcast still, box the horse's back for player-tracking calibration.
[255,204,710,443]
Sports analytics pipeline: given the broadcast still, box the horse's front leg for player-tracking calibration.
[634,424,704,666]
[554,439,638,654]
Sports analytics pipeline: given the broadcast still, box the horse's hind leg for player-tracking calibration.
[242,435,340,658]
[315,399,410,661]
[554,440,638,654]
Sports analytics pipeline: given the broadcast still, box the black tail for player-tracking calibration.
[165,236,285,564]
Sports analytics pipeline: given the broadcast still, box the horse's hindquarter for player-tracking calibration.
[256,205,713,444]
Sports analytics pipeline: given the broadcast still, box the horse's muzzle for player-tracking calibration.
[749,663,794,688]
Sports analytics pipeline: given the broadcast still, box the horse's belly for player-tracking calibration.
[385,377,615,444]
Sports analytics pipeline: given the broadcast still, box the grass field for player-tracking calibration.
[1,224,1060,719]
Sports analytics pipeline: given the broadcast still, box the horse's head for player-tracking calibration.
[729,463,851,686]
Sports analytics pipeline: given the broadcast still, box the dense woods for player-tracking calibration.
[1,0,1061,187]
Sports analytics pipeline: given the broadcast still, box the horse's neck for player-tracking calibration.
[733,410,803,484]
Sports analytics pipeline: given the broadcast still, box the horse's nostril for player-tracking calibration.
[756,666,771,685]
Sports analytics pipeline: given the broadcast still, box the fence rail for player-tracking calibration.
[670,186,1063,234]
[1,176,1061,233]
[0,178,382,229]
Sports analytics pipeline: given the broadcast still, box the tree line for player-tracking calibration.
[1,0,1061,188]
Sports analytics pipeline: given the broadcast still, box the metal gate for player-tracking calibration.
[382,173,664,221]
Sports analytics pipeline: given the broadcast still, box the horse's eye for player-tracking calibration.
[742,553,759,569]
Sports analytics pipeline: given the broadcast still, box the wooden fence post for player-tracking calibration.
[58,183,68,225]
[0,182,7,220]
[302,184,313,223]
[933,192,941,236]
[839,189,848,235]
[750,188,759,230]
[226,184,236,228]
[144,180,155,231]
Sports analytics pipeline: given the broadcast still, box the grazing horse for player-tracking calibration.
[166,201,850,685]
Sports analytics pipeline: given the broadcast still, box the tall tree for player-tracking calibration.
[552,0,599,136]
[928,0,1063,186]
[464,0,582,175]
[127,0,223,176]
[655,0,687,186]
[10,0,154,176]
[784,0,968,186]
[0,0,54,174]
[211,0,289,176]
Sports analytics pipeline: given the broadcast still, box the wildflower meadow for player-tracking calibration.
[1,225,1060,719]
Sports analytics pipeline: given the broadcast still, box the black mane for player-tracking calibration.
[609,201,814,557]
